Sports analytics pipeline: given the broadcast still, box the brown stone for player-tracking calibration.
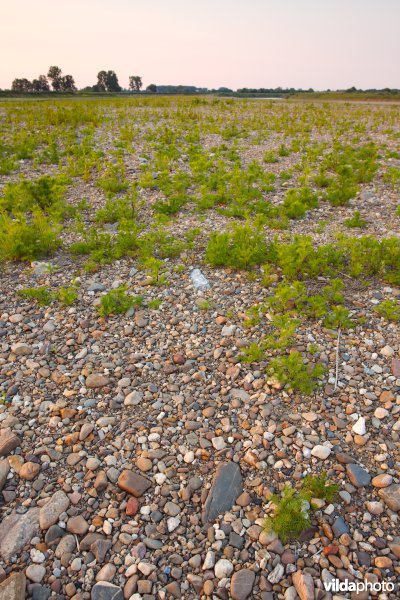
[86,374,109,388]
[292,570,315,600]
[19,461,40,481]
[126,497,139,516]
[117,470,151,497]
[0,429,21,457]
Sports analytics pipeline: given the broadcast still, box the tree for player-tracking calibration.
[11,78,33,93]
[129,76,142,92]
[47,66,63,91]
[60,75,77,92]
[146,83,157,93]
[32,75,50,92]
[97,70,121,92]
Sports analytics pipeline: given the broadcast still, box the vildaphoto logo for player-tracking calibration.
[323,579,395,594]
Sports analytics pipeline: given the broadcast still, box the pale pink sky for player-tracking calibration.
[1,0,399,90]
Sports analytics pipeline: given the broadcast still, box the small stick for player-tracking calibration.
[334,327,341,392]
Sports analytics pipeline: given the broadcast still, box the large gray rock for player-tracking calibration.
[202,462,243,524]
[0,573,26,600]
[0,508,40,560]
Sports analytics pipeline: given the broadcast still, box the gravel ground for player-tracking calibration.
[0,97,400,600]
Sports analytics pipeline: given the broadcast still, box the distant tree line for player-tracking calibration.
[5,68,400,96]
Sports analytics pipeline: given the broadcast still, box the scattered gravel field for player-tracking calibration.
[0,96,400,600]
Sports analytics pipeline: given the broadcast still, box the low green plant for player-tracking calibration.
[206,222,268,270]
[19,286,53,305]
[98,286,143,316]
[301,472,340,504]
[373,299,400,321]
[0,211,62,261]
[268,351,325,394]
[240,341,265,363]
[148,298,162,309]
[344,210,367,228]
[264,487,310,543]
[55,286,78,306]
[264,472,339,542]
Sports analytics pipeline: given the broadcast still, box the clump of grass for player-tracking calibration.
[98,286,143,316]
[264,473,339,542]
[264,487,311,543]
[373,299,400,321]
[344,210,367,229]
[0,211,62,261]
[301,472,340,504]
[148,298,162,310]
[268,351,325,394]
[55,286,78,306]
[205,222,268,270]
[19,286,53,306]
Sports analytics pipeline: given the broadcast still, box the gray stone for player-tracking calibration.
[39,490,70,529]
[202,462,243,524]
[378,484,400,511]
[0,508,40,560]
[0,573,26,600]
[231,569,256,600]
[91,582,123,600]
[332,516,349,537]
[0,459,9,491]
[346,464,371,488]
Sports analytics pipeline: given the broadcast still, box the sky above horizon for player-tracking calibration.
[1,0,399,91]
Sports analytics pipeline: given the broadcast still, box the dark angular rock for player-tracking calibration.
[332,516,349,537]
[117,470,151,497]
[202,462,243,524]
[346,464,371,488]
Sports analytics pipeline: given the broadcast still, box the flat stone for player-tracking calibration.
[378,484,400,511]
[86,374,109,388]
[91,582,123,600]
[332,516,349,537]
[11,342,32,356]
[372,474,393,488]
[346,463,371,487]
[230,569,255,600]
[39,490,70,529]
[311,445,331,460]
[67,515,89,535]
[202,462,243,524]
[0,508,40,560]
[117,469,151,497]
[292,570,315,600]
[0,573,26,600]
[0,429,21,457]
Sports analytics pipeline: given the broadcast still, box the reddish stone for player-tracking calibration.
[391,358,400,377]
[173,353,185,365]
[126,496,139,516]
